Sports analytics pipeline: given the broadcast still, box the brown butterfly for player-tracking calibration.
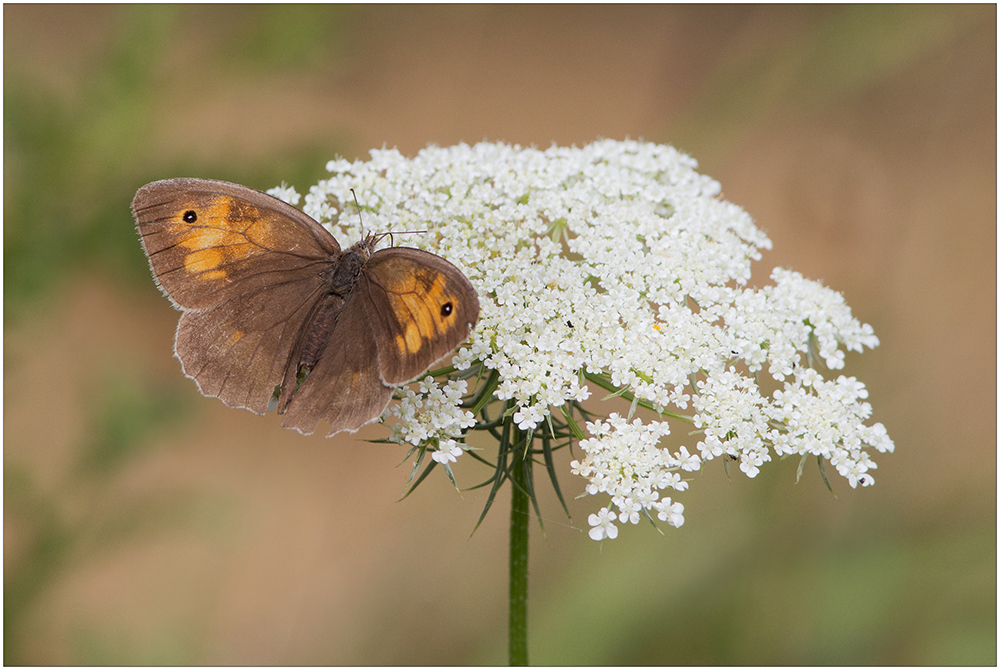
[131,178,480,436]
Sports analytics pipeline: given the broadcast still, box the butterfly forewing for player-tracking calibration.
[132,178,339,311]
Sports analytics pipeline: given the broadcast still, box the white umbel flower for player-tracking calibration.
[297,140,893,540]
[388,377,475,452]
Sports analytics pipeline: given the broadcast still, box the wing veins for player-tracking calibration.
[189,280,326,404]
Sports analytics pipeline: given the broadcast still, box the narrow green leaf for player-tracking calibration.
[582,370,691,422]
[442,461,460,491]
[796,453,808,483]
[400,461,439,499]
[473,408,513,533]
[464,446,498,468]
[525,453,545,535]
[560,405,587,441]
[817,455,837,497]
[542,433,570,518]
[468,368,501,414]
[642,508,665,534]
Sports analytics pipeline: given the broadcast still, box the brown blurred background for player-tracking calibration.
[4,5,995,665]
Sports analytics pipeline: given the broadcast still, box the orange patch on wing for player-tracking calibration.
[227,330,244,346]
[176,196,263,281]
[184,247,227,279]
[396,323,425,357]
[389,273,457,357]
[181,223,228,250]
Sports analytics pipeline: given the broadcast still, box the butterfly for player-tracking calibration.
[131,178,480,436]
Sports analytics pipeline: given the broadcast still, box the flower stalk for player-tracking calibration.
[508,419,529,666]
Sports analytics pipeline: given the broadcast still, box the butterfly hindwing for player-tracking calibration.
[363,247,480,384]
[175,276,327,415]
[278,292,393,436]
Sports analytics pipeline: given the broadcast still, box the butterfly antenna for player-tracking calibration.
[350,189,426,247]
[350,188,366,236]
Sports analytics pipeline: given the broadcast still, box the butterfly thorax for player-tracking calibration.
[326,247,367,295]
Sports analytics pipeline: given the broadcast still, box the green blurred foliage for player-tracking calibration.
[4,5,345,322]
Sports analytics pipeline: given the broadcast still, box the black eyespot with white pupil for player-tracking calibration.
[183,210,198,223]
[440,301,454,318]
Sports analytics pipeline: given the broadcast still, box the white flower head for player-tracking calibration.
[266,183,301,206]
[388,377,475,450]
[588,508,619,541]
[298,140,892,540]
[431,440,464,465]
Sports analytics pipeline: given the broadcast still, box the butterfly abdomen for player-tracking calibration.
[297,294,345,370]
[290,249,370,382]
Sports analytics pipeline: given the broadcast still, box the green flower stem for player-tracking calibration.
[509,444,529,666]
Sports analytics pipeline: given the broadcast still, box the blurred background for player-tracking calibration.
[4,5,995,665]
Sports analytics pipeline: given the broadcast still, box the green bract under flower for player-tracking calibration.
[270,140,894,541]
